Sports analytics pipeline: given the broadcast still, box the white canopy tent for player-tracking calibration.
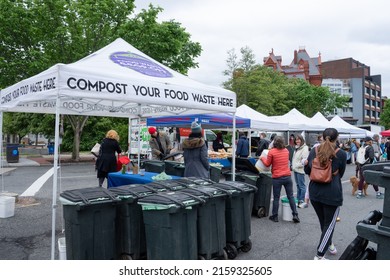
[272,108,327,131]
[236,104,289,131]
[329,115,371,138]
[310,112,332,128]
[0,38,237,259]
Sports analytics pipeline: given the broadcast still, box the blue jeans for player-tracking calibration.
[294,172,306,202]
[272,176,298,217]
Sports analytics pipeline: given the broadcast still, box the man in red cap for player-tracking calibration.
[148,127,172,160]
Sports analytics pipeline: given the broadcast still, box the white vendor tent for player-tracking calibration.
[272,108,327,131]
[311,112,332,128]
[329,115,370,138]
[236,104,289,131]
[0,38,237,259]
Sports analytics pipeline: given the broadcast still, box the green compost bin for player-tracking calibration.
[109,184,159,260]
[59,187,120,260]
[138,191,205,260]
[180,185,230,259]
[144,160,165,173]
[212,181,257,259]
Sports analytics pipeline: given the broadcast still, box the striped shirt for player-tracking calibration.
[261,147,291,178]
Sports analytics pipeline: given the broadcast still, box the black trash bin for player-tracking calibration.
[164,160,185,177]
[59,187,120,260]
[212,181,257,259]
[144,160,165,173]
[138,191,204,260]
[180,185,229,259]
[209,165,222,183]
[109,184,158,260]
[6,144,19,163]
[239,172,273,218]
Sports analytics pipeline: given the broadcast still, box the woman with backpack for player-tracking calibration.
[356,136,384,199]
[304,128,347,260]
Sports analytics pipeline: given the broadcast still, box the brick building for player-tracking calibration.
[321,58,382,125]
[263,47,322,86]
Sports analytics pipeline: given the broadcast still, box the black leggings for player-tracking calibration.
[311,200,340,257]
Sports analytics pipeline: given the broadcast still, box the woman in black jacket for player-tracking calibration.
[304,128,346,260]
[96,130,122,187]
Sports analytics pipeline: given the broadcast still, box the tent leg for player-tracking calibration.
[51,99,60,260]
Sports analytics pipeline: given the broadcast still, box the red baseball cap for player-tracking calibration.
[148,127,156,134]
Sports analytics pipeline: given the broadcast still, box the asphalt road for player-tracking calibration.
[0,162,385,260]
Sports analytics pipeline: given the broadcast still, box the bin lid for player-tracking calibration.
[146,182,169,192]
[281,196,298,204]
[281,197,289,203]
[144,160,165,166]
[174,177,214,187]
[180,185,228,199]
[213,181,257,193]
[109,184,158,199]
[148,180,187,191]
[227,157,259,174]
[138,191,205,210]
[59,187,119,205]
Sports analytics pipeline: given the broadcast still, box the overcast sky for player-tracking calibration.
[135,0,390,96]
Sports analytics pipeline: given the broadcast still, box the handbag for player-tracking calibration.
[91,143,101,157]
[309,147,340,184]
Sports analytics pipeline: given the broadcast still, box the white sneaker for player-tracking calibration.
[314,255,328,260]
[298,202,308,208]
[328,243,337,255]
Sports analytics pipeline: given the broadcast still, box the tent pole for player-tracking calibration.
[232,112,236,181]
[0,111,3,193]
[51,98,61,260]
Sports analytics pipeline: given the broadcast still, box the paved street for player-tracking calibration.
[0,159,385,260]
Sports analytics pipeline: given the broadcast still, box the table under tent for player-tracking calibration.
[0,38,238,259]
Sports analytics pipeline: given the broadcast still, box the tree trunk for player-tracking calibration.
[66,115,89,161]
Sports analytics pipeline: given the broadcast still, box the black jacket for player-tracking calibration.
[96,138,121,173]
[304,148,347,207]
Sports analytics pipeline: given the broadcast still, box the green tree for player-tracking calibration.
[288,79,349,117]
[380,99,390,129]
[222,46,348,117]
[0,1,201,160]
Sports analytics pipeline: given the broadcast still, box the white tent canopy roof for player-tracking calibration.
[272,108,327,131]
[311,112,332,128]
[0,38,236,117]
[236,104,289,131]
[329,115,369,137]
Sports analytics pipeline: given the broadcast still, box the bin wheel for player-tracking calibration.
[241,239,252,252]
[225,243,238,259]
[257,207,266,218]
[121,253,133,260]
[198,255,206,260]
[339,236,368,260]
[221,249,228,260]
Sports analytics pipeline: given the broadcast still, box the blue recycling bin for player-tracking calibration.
[47,143,54,155]
[6,144,19,163]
